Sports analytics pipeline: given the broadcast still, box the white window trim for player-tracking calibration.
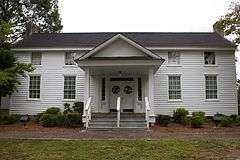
[31,52,42,66]
[63,74,77,101]
[167,74,182,102]
[27,74,41,101]
[204,74,219,101]
[203,51,217,66]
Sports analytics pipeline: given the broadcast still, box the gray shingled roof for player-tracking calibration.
[13,32,235,48]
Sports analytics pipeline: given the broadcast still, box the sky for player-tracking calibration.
[58,0,240,77]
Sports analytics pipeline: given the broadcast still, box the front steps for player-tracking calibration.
[87,113,148,130]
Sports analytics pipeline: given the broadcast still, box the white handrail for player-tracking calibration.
[117,97,121,127]
[145,97,151,128]
[85,97,92,129]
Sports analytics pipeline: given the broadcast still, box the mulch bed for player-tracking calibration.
[0,122,240,140]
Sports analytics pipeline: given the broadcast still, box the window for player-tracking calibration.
[65,52,76,65]
[205,75,218,99]
[168,76,181,100]
[64,76,76,99]
[101,78,106,101]
[204,52,215,65]
[29,75,41,99]
[138,78,142,101]
[168,51,180,65]
[31,52,42,65]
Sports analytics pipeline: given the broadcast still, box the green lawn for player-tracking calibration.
[0,139,239,160]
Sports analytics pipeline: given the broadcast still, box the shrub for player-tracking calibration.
[173,108,189,125]
[45,107,60,114]
[0,114,21,124]
[72,102,84,114]
[230,114,238,122]
[66,113,82,127]
[236,116,240,126]
[56,114,67,127]
[192,111,205,118]
[156,115,171,127]
[39,114,57,127]
[35,112,44,123]
[63,103,72,114]
[220,116,232,127]
[191,116,204,128]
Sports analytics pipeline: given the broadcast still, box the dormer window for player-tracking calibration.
[168,51,180,65]
[65,52,76,65]
[204,52,215,65]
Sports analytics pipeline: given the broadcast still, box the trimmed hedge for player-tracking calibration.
[192,112,205,118]
[220,116,232,127]
[173,108,189,125]
[0,114,21,124]
[39,114,58,127]
[156,115,171,127]
[191,116,204,128]
[45,107,60,114]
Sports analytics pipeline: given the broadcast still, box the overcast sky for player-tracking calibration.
[59,0,240,78]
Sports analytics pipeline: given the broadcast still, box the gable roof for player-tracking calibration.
[13,32,236,49]
[78,34,162,61]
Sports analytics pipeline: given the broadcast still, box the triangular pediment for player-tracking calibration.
[78,34,162,60]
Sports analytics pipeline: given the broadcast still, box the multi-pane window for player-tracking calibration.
[29,75,41,99]
[101,78,106,101]
[138,78,142,101]
[168,76,181,100]
[31,52,42,65]
[204,52,215,65]
[64,76,76,99]
[168,51,180,65]
[205,75,218,99]
[65,52,76,65]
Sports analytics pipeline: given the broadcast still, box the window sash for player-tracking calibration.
[65,52,76,65]
[168,76,181,100]
[204,52,215,65]
[168,51,180,65]
[205,75,217,99]
[31,52,42,65]
[64,76,76,99]
[29,75,40,99]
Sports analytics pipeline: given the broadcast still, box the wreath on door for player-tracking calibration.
[112,86,120,94]
[124,86,133,94]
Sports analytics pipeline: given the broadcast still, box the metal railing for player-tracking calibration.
[117,97,121,127]
[85,97,92,129]
[145,97,151,128]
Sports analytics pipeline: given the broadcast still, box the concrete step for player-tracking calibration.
[87,126,148,131]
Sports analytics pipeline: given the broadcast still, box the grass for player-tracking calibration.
[0,139,239,160]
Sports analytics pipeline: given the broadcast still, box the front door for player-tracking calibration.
[109,78,134,112]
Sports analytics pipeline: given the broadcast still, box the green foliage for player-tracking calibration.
[0,0,62,42]
[72,102,84,114]
[220,116,232,127]
[35,112,44,123]
[214,2,240,44]
[236,115,240,126]
[0,114,20,124]
[156,115,171,127]
[39,114,57,127]
[45,107,60,114]
[63,103,72,114]
[56,114,66,127]
[173,108,189,125]
[192,112,205,118]
[66,113,82,127]
[230,114,238,122]
[191,116,204,128]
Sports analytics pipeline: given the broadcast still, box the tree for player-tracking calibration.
[0,20,34,105]
[0,0,62,42]
[214,2,240,44]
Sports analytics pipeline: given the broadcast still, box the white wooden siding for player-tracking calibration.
[9,52,85,115]
[153,50,238,116]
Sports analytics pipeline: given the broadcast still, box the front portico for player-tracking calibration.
[76,34,164,129]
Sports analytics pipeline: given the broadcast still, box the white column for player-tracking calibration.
[84,67,90,115]
[148,67,154,107]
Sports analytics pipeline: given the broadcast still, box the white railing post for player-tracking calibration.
[85,97,92,129]
[117,97,121,128]
[145,97,151,128]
